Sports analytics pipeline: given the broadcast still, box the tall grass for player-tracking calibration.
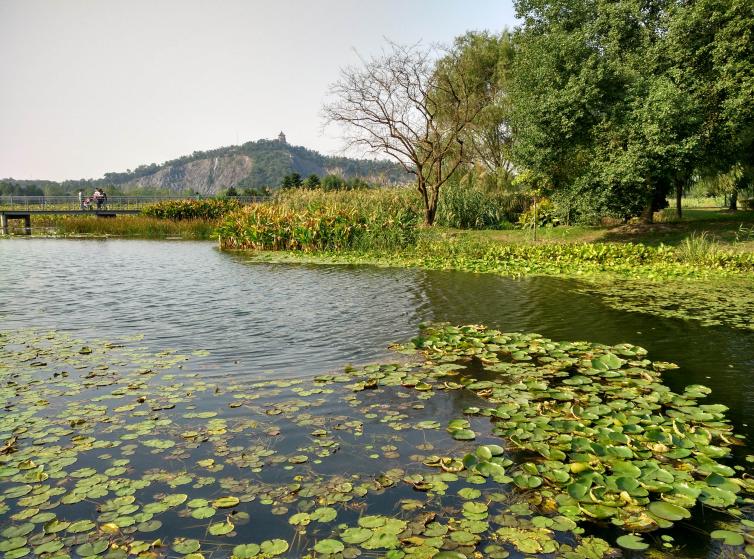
[142,198,239,220]
[272,187,421,215]
[32,215,218,239]
[676,232,721,264]
[435,184,528,229]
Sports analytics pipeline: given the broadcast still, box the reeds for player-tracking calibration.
[32,215,218,239]
[435,184,528,229]
[142,198,240,220]
[217,188,422,251]
[676,232,721,264]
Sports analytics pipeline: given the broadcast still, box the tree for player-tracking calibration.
[509,0,706,223]
[322,174,346,191]
[324,41,480,225]
[303,174,321,189]
[225,187,239,197]
[281,173,303,189]
[668,0,754,211]
[436,30,516,188]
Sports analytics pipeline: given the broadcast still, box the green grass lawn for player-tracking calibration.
[451,208,754,252]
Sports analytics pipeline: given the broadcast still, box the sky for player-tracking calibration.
[0,0,517,181]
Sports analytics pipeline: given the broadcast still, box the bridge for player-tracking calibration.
[0,195,268,235]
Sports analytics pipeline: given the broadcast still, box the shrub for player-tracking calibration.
[142,199,240,220]
[517,198,560,228]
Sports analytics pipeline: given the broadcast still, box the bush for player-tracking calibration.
[517,198,560,228]
[142,199,240,220]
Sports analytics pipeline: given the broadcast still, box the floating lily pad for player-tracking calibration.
[617,534,649,550]
[313,539,345,554]
[232,543,261,558]
[710,530,745,546]
[172,539,201,554]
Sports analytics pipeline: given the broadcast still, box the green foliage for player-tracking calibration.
[303,174,321,189]
[508,0,754,222]
[0,181,44,196]
[142,199,240,220]
[517,198,560,229]
[676,232,721,264]
[281,173,302,189]
[436,31,515,181]
[241,187,270,197]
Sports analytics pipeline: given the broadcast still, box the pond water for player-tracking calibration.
[2,240,752,432]
[1,239,753,558]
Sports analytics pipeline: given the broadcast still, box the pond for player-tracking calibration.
[1,239,753,558]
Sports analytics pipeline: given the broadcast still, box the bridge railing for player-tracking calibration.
[0,195,269,211]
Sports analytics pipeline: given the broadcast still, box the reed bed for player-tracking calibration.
[217,202,419,251]
[435,184,529,229]
[141,198,240,220]
[31,215,218,239]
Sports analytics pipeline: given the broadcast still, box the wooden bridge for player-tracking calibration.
[0,195,269,235]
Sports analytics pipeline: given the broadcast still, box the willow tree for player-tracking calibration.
[435,30,516,189]
[324,42,480,225]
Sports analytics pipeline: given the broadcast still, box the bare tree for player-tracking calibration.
[324,42,480,225]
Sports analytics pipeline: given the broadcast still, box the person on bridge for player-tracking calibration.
[93,188,107,210]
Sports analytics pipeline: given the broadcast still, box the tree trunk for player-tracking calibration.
[417,177,431,225]
[675,183,683,219]
[729,188,738,211]
[640,179,655,224]
[640,201,654,224]
[426,186,439,226]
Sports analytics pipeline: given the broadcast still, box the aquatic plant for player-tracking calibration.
[2,325,753,558]
[217,203,419,252]
[676,232,722,265]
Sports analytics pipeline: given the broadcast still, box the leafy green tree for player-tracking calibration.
[435,30,516,188]
[225,187,239,197]
[667,0,754,211]
[322,174,346,191]
[509,0,706,222]
[281,173,303,189]
[303,174,321,189]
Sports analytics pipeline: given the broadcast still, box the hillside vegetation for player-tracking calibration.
[1,138,409,196]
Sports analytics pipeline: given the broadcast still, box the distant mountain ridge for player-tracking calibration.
[1,137,411,195]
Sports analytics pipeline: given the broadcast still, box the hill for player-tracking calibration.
[1,136,411,195]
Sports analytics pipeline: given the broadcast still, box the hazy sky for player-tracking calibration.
[0,0,516,181]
